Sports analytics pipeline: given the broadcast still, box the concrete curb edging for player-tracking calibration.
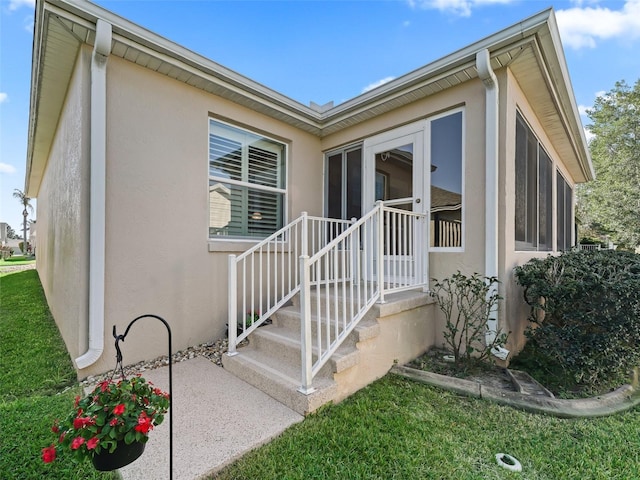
[391,365,640,418]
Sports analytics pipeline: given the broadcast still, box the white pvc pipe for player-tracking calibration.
[76,19,112,369]
[476,49,500,346]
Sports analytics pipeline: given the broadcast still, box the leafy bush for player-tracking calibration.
[514,250,640,386]
[431,271,506,368]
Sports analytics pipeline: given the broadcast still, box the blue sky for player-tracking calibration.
[1,0,639,234]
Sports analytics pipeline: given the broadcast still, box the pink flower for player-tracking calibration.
[71,437,85,450]
[42,445,56,463]
[99,381,110,393]
[109,418,118,427]
[74,396,80,408]
[51,424,59,434]
[113,403,126,416]
[86,437,99,450]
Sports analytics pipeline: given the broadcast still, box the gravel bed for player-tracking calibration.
[79,337,236,387]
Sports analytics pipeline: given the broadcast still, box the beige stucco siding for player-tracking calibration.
[36,47,91,363]
[79,56,323,375]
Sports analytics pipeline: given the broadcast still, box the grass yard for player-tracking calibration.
[0,270,117,480]
[0,255,36,267]
[213,376,640,479]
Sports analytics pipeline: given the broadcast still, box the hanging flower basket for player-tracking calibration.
[92,439,145,471]
[42,376,170,471]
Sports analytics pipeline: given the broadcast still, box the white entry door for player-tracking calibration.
[363,122,428,286]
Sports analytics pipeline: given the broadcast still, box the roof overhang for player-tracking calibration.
[26,0,593,196]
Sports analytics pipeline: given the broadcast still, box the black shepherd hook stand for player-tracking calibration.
[113,314,173,480]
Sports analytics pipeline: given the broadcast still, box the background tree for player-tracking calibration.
[576,79,640,249]
[12,189,33,253]
[6,224,17,239]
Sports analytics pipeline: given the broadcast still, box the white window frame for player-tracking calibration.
[514,111,554,252]
[208,119,288,241]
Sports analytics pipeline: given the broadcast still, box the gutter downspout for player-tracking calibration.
[76,19,112,369]
[475,49,502,354]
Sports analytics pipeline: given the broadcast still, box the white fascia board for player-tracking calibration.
[48,0,323,125]
[323,9,554,121]
[25,0,50,197]
[544,12,594,181]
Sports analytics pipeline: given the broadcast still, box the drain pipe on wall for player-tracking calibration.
[476,49,508,360]
[76,19,112,369]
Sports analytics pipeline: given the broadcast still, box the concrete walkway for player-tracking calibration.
[118,357,304,480]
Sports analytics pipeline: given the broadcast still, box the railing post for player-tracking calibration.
[227,254,238,356]
[298,254,315,395]
[301,211,308,257]
[351,217,359,285]
[376,202,386,304]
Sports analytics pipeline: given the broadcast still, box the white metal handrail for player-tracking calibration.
[298,202,427,394]
[227,213,352,355]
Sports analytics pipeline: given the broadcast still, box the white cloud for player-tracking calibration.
[0,163,17,174]
[362,77,396,94]
[578,104,590,116]
[556,0,640,49]
[8,0,35,11]
[407,0,515,17]
[584,127,595,143]
[0,93,7,104]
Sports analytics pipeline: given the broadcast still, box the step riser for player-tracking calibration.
[272,308,377,345]
[249,328,343,377]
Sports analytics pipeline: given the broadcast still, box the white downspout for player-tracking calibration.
[76,19,112,369]
[475,49,502,354]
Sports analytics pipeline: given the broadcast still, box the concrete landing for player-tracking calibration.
[117,356,303,480]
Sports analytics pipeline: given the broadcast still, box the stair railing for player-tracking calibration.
[227,213,352,355]
[298,201,427,394]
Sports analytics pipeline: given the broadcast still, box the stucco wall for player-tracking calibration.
[36,47,91,364]
[82,56,323,375]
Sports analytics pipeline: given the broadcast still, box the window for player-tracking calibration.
[325,146,362,220]
[209,120,286,239]
[515,112,553,251]
[430,110,463,248]
[557,171,573,251]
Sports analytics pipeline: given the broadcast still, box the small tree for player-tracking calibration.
[432,272,506,368]
[12,189,33,254]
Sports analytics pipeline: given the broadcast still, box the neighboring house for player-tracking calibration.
[26,0,592,412]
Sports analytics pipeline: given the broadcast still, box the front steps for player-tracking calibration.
[222,289,436,415]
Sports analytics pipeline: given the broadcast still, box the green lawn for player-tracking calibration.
[0,255,36,267]
[0,270,116,480]
[213,376,640,479]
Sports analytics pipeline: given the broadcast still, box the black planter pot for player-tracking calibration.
[91,441,145,471]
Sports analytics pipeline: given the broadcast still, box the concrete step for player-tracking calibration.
[272,305,380,344]
[507,369,555,398]
[250,325,361,375]
[222,345,338,415]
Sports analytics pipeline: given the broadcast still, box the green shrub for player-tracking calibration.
[431,271,506,368]
[514,250,640,386]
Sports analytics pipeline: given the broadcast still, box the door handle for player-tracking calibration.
[415,198,421,204]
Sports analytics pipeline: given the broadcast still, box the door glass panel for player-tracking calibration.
[346,148,362,219]
[375,144,413,211]
[327,153,342,219]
